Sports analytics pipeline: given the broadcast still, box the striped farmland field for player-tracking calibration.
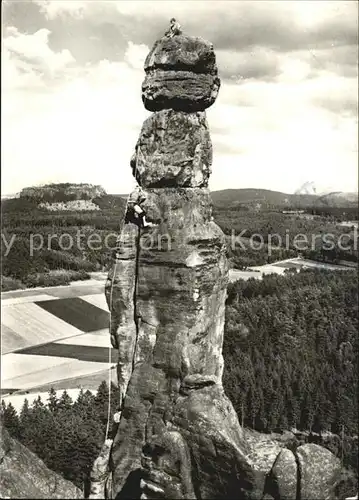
[17,343,117,363]
[1,294,62,305]
[1,324,29,353]
[8,367,118,395]
[2,353,111,390]
[81,294,109,312]
[43,284,105,299]
[1,278,116,397]
[36,298,109,332]
[57,331,111,348]
[2,353,79,385]
[2,289,59,300]
[1,302,85,353]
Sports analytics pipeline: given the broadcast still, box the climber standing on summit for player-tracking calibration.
[165,18,182,38]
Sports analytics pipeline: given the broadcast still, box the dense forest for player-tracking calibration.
[216,206,357,268]
[224,269,358,433]
[223,269,358,474]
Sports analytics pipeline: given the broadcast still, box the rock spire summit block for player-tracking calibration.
[142,33,220,112]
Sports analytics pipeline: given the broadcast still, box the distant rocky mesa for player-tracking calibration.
[103,25,344,500]
[20,183,106,211]
[20,183,106,201]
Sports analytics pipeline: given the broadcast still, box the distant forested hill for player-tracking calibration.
[1,191,126,290]
[211,188,358,209]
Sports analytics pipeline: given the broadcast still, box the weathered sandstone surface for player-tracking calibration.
[271,448,298,500]
[297,444,341,500]
[131,110,212,188]
[0,428,82,499]
[142,34,220,112]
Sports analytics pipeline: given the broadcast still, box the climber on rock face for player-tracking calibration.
[125,186,155,229]
[165,18,182,38]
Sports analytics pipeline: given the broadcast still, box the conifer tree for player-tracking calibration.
[95,381,109,431]
[1,402,20,439]
[47,387,59,413]
[58,390,73,413]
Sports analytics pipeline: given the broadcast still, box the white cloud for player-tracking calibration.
[207,63,358,193]
[278,58,311,82]
[48,0,355,29]
[2,2,358,195]
[34,0,88,20]
[3,26,75,88]
[2,33,151,195]
[288,0,355,29]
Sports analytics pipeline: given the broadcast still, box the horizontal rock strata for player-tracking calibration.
[105,25,345,500]
[142,34,220,112]
[131,110,212,188]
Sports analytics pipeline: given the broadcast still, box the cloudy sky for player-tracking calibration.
[2,0,358,195]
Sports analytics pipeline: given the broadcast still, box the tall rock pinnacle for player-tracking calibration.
[104,24,342,500]
[105,25,254,499]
